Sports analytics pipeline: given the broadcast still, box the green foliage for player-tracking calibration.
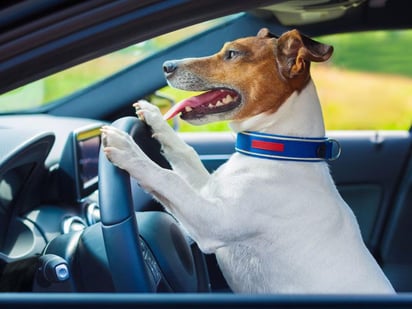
[319,30,412,78]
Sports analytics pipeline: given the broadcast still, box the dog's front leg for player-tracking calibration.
[101,125,237,252]
[134,100,210,189]
[101,125,155,177]
[101,125,183,199]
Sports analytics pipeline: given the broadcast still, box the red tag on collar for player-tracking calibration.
[251,140,284,152]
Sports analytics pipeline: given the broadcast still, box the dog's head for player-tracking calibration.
[163,28,333,124]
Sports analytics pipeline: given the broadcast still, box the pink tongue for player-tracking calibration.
[163,90,231,120]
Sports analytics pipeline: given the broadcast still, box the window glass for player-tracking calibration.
[0,16,234,113]
[1,27,410,132]
[313,30,412,130]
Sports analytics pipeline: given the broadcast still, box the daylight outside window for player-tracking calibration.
[0,25,410,132]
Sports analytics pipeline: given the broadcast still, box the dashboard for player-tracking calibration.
[0,114,105,264]
[0,114,202,293]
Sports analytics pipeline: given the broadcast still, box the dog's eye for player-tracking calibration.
[225,50,239,60]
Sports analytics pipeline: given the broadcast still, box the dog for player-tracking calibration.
[101,28,395,294]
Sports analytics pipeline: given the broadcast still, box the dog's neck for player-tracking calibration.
[230,80,325,138]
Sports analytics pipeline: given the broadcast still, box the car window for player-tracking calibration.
[312,30,412,131]
[159,29,412,132]
[0,15,235,113]
[1,28,410,132]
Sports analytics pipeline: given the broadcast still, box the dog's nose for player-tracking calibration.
[163,61,177,74]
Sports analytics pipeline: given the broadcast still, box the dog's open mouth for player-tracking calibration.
[163,88,241,120]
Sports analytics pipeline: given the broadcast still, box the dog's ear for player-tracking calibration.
[257,28,279,39]
[276,29,333,79]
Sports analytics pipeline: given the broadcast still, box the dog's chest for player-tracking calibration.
[202,154,368,293]
[215,242,271,293]
[204,153,327,210]
[205,153,281,197]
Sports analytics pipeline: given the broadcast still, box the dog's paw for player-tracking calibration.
[101,125,143,170]
[133,100,183,152]
[133,100,170,133]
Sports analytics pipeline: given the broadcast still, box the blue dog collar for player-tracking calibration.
[236,131,341,162]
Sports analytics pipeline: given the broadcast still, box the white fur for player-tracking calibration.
[101,80,395,294]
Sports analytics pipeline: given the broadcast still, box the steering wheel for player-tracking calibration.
[98,116,210,292]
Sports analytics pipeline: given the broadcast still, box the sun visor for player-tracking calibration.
[263,0,366,25]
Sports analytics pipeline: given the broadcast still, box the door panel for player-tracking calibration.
[338,184,382,242]
[380,151,412,292]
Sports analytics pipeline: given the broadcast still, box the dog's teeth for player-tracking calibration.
[216,101,223,107]
[208,104,214,108]
[185,106,193,112]
[223,95,233,104]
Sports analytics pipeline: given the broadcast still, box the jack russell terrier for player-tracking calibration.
[101,28,395,294]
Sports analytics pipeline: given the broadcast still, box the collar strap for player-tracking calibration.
[236,131,341,162]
